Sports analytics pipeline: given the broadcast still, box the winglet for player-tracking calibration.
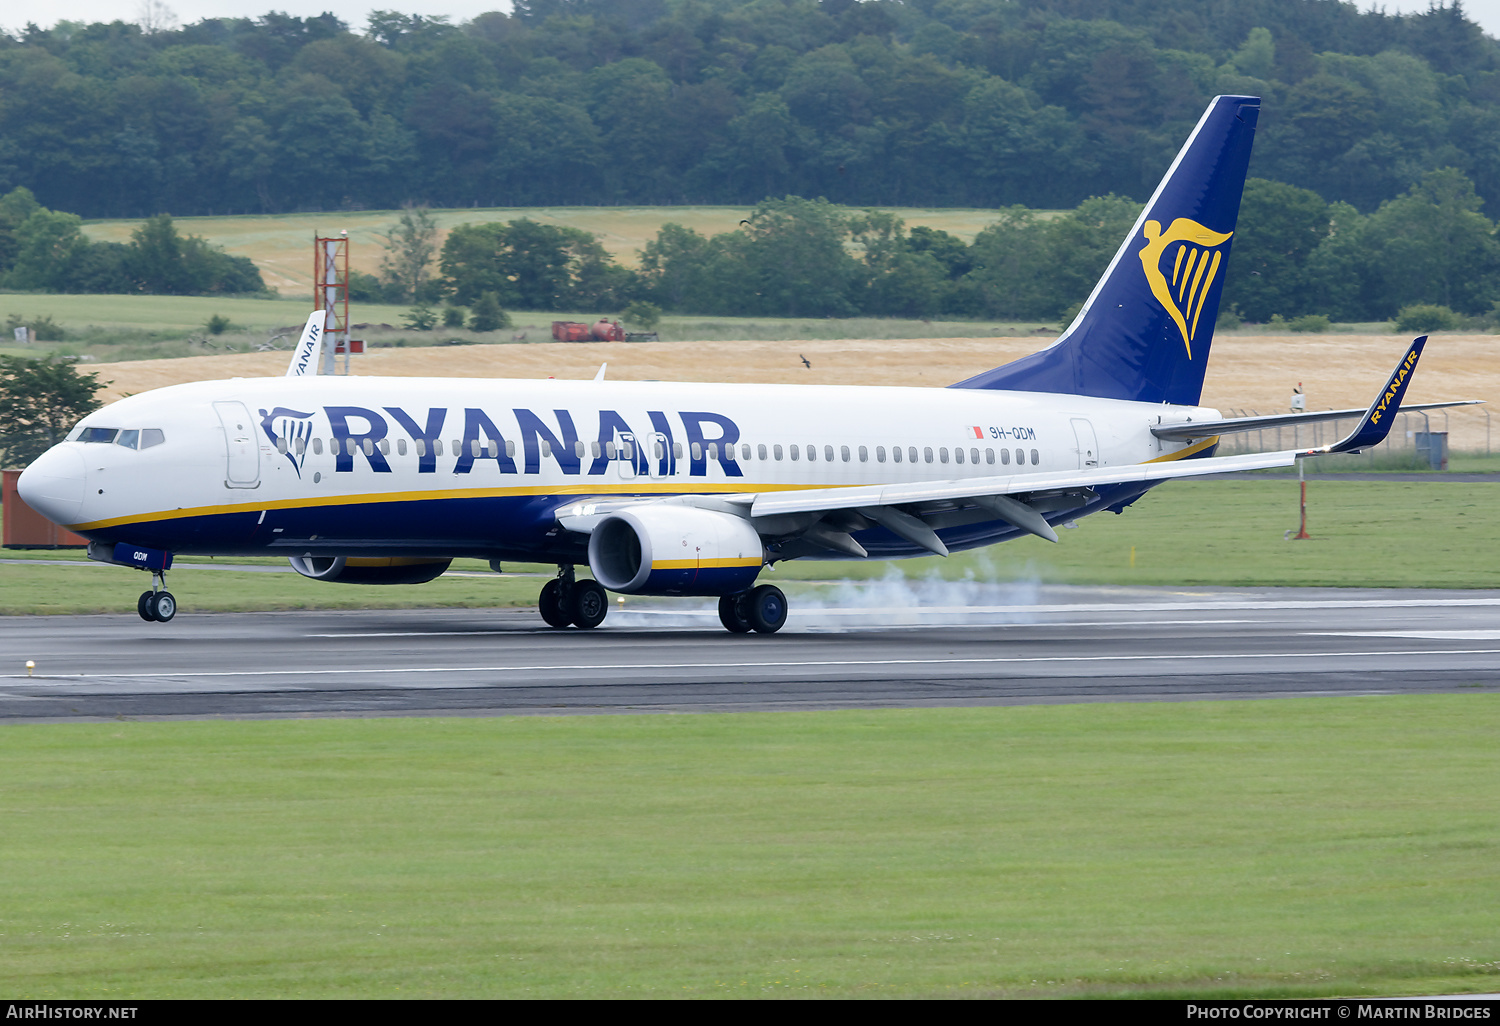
[285,311,327,377]
[1307,336,1428,457]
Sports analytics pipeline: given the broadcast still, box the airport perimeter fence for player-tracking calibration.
[1211,406,1493,470]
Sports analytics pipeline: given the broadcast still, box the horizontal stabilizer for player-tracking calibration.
[1153,399,1480,441]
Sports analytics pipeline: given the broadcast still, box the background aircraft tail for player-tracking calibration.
[954,95,1260,406]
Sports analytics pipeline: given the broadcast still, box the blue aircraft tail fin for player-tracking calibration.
[953,95,1260,407]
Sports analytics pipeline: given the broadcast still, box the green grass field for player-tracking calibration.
[4,479,1498,615]
[2,698,1497,998]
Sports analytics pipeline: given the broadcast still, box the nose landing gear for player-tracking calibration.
[137,571,177,623]
[538,565,609,629]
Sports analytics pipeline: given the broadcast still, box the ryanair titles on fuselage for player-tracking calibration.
[261,404,746,479]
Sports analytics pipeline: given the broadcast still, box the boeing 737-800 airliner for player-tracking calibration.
[15,95,1474,632]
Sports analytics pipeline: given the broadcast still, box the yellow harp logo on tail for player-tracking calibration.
[1138,218,1233,359]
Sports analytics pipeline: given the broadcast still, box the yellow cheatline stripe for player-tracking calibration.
[651,557,762,570]
[68,479,830,531]
[1143,436,1220,463]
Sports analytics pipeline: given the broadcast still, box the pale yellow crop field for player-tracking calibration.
[86,332,1497,450]
[82,206,1024,293]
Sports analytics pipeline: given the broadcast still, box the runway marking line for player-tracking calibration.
[7,648,1500,682]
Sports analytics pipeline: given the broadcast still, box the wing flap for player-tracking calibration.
[747,449,1296,519]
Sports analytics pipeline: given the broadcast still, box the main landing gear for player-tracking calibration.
[717,585,787,635]
[538,565,609,630]
[137,571,177,623]
[536,570,789,635]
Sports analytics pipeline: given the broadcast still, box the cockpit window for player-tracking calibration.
[115,429,139,449]
[80,427,118,443]
[140,428,165,449]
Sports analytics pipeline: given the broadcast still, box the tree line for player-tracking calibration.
[0,188,264,295]
[412,167,1500,326]
[3,1,1500,219]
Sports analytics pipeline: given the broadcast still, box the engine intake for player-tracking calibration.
[288,556,452,585]
[588,507,764,596]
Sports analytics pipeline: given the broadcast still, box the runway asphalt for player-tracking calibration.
[1,582,1498,722]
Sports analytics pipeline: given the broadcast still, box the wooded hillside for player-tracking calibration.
[3,0,1497,218]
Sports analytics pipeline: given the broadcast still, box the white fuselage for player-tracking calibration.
[21,375,1219,561]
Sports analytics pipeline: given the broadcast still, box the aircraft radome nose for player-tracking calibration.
[17,446,86,527]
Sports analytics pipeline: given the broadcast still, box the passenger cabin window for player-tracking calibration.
[758,444,768,461]
[313,437,324,455]
[971,447,980,464]
[825,444,835,462]
[940,447,949,464]
[858,445,867,462]
[691,442,703,461]
[742,444,751,461]
[295,437,306,456]
[1000,448,1010,465]
[954,447,964,464]
[673,442,683,458]
[574,441,586,458]
[840,445,850,462]
[1014,448,1024,465]
[924,447,934,464]
[433,440,443,456]
[908,446,918,463]
[379,439,390,455]
[806,445,816,462]
[707,442,718,461]
[892,446,902,463]
[985,448,994,464]
[1031,448,1040,465]
[774,444,783,460]
[875,446,885,463]
[790,445,799,461]
[276,436,288,454]
[397,439,408,456]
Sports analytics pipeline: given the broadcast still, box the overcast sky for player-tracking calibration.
[12,0,1500,40]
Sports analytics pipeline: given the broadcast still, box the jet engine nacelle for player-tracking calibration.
[588,507,764,596]
[287,556,452,585]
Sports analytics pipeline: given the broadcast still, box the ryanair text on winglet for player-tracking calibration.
[1369,347,1420,426]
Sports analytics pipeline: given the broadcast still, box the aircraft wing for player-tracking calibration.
[556,337,1435,556]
